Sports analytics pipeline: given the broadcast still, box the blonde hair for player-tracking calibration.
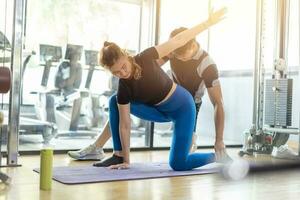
[99,41,142,79]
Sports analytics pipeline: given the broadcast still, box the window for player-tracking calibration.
[155,0,257,147]
[19,0,147,151]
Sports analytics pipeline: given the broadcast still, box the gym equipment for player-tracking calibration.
[239,127,273,156]
[0,31,11,64]
[54,44,82,94]
[19,47,56,142]
[0,67,11,93]
[1,32,56,144]
[239,59,296,157]
[0,31,11,51]
[40,44,62,87]
[83,50,105,128]
[44,44,98,139]
[0,67,11,184]
[264,64,293,127]
[33,44,64,124]
[239,0,300,158]
[84,50,99,89]
[29,44,97,141]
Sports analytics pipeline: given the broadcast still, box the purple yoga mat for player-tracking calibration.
[34,162,221,184]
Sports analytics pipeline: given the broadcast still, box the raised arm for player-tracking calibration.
[156,55,171,67]
[155,7,226,59]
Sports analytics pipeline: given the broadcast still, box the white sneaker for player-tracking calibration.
[271,145,300,160]
[68,144,105,161]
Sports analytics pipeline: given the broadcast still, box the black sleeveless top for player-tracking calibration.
[117,47,173,105]
[169,49,218,98]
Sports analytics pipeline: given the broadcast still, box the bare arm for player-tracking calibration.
[155,8,226,59]
[207,84,226,158]
[207,85,224,141]
[117,103,131,164]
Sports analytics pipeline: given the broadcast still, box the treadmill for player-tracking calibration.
[0,34,56,144]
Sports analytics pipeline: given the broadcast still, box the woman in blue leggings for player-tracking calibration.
[93,8,226,171]
[107,86,214,170]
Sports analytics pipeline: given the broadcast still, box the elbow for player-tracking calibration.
[217,100,224,107]
[213,101,224,110]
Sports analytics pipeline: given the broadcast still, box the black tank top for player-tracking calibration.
[117,47,173,105]
[170,49,218,97]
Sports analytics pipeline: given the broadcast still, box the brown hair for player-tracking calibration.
[99,41,142,79]
[170,27,196,55]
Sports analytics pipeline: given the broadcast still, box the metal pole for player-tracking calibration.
[154,0,160,46]
[252,0,263,129]
[298,0,300,156]
[275,0,290,61]
[7,0,25,166]
[138,1,143,52]
[147,0,160,148]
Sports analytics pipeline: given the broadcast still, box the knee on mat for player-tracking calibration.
[169,159,189,171]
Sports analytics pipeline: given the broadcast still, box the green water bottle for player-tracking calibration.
[40,148,53,190]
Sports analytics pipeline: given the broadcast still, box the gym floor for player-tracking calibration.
[1,147,300,200]
[16,134,240,151]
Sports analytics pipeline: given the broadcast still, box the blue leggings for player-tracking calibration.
[108,85,215,171]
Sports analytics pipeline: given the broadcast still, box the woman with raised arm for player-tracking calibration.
[77,8,226,170]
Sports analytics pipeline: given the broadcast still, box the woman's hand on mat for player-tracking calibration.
[108,162,130,170]
[214,140,227,160]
